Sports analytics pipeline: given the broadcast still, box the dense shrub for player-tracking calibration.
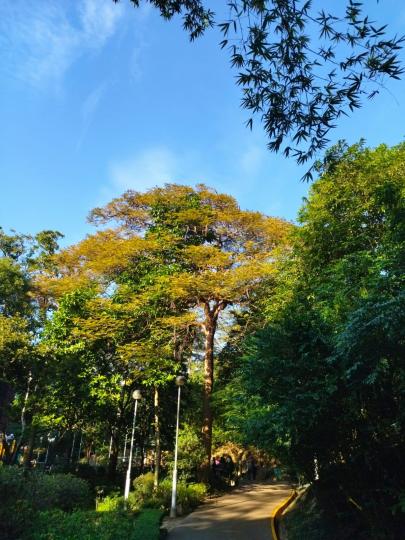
[96,493,125,513]
[96,473,207,515]
[156,478,207,512]
[30,508,163,540]
[0,467,91,539]
[137,475,207,513]
[34,473,92,512]
[90,474,207,538]
[133,471,155,499]
[175,423,206,481]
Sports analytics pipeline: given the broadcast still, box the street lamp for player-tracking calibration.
[124,389,142,501]
[170,375,186,518]
[45,433,56,468]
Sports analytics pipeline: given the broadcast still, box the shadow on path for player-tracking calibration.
[165,481,291,540]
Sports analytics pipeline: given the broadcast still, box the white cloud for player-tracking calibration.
[130,42,147,82]
[104,143,267,205]
[0,0,124,89]
[128,3,153,83]
[109,147,180,192]
[239,144,265,175]
[79,0,123,47]
[82,82,108,123]
[76,80,110,150]
[95,146,191,207]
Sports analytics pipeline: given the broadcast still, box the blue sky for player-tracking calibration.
[1,0,404,246]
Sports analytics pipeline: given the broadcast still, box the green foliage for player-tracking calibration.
[153,478,207,513]
[0,468,91,539]
[222,141,405,538]
[175,423,205,481]
[131,508,164,540]
[30,508,163,540]
[131,471,156,504]
[0,257,30,316]
[96,493,125,513]
[0,467,91,511]
[122,472,206,513]
[0,227,63,469]
[37,473,92,512]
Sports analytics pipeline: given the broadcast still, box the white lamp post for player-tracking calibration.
[124,389,142,501]
[45,433,56,467]
[170,375,186,518]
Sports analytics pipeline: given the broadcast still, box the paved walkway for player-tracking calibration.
[165,481,291,540]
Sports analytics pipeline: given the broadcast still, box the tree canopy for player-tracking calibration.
[1,145,404,537]
[38,184,290,469]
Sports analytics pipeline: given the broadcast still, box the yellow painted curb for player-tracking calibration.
[270,490,297,540]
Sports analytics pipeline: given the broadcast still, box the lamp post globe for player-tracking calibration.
[124,389,142,502]
[175,375,186,387]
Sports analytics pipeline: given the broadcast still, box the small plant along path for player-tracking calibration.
[166,481,291,540]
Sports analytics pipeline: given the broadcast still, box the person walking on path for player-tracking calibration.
[247,454,257,481]
[165,481,291,540]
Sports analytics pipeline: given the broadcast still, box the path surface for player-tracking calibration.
[166,482,291,540]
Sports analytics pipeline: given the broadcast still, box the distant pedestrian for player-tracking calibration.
[211,457,217,475]
[246,455,256,481]
[218,455,226,476]
[225,455,234,480]
[273,464,282,481]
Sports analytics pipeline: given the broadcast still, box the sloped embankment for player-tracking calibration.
[279,484,381,540]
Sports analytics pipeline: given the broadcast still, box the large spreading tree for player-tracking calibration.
[39,184,290,469]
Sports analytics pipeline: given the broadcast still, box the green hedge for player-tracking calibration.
[30,508,163,540]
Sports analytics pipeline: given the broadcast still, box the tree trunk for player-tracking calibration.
[201,310,216,470]
[108,435,119,480]
[12,372,32,464]
[23,425,37,467]
[108,386,126,480]
[153,387,161,489]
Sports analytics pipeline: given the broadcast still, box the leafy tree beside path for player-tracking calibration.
[228,141,405,539]
[38,184,290,472]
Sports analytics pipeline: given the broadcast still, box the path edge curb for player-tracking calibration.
[270,489,297,540]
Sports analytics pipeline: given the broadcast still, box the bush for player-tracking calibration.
[167,424,205,482]
[133,471,155,499]
[34,473,92,512]
[0,467,91,539]
[96,493,125,513]
[30,508,163,540]
[103,472,206,515]
[154,478,207,513]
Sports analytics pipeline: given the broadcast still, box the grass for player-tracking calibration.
[132,509,164,540]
